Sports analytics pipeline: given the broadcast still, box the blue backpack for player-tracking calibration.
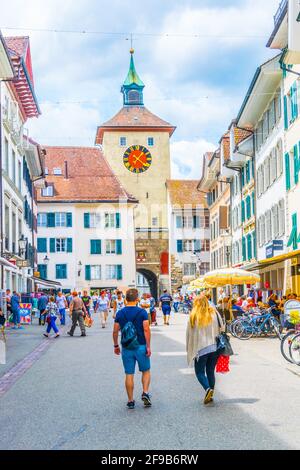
[121,312,140,350]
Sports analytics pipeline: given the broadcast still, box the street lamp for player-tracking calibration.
[192,250,202,276]
[18,235,27,256]
[220,232,232,267]
[43,255,50,265]
[77,261,82,277]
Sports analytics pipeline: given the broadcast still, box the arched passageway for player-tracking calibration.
[136,269,158,301]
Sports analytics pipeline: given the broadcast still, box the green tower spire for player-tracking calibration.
[121,49,145,106]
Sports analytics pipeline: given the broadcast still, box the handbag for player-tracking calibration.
[216,355,230,373]
[216,313,234,357]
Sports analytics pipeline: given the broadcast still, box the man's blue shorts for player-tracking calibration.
[121,344,151,375]
[162,305,171,316]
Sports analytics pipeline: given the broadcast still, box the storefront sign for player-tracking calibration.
[266,240,284,259]
[16,260,30,268]
[19,303,31,324]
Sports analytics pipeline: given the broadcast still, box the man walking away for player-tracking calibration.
[159,290,173,325]
[11,292,23,330]
[113,288,152,410]
[56,292,67,325]
[67,292,87,337]
[38,292,48,326]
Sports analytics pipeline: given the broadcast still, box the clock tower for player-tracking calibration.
[95,49,176,298]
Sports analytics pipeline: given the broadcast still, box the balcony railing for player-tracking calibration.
[274,0,288,26]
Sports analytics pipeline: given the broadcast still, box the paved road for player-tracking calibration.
[1,311,300,450]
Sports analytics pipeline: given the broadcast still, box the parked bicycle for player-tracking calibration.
[232,307,282,340]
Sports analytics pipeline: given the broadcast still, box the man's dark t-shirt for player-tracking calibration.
[159,294,173,306]
[115,307,148,345]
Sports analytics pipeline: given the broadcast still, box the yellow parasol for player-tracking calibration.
[189,277,215,290]
[203,268,260,287]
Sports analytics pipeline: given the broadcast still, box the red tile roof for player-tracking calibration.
[96,106,176,145]
[37,146,138,203]
[4,36,40,119]
[5,36,28,57]
[166,180,207,208]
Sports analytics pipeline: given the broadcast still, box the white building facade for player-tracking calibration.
[1,36,41,294]
[36,146,137,294]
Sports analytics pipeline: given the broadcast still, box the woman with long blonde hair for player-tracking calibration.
[186,295,224,405]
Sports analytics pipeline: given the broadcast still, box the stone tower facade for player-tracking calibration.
[95,50,176,298]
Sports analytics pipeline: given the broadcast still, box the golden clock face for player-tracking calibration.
[123,145,152,173]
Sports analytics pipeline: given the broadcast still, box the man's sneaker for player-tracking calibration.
[127,401,135,410]
[141,393,152,407]
[204,389,214,405]
[67,331,73,337]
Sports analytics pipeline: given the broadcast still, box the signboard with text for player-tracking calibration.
[19,303,32,324]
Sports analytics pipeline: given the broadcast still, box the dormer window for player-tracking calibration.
[53,168,62,175]
[42,185,54,197]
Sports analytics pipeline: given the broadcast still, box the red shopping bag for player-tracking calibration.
[216,355,230,374]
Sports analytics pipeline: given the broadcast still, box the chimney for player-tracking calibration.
[64,160,68,179]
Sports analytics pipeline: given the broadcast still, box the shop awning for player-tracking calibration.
[32,276,62,289]
[0,257,17,270]
[248,249,300,271]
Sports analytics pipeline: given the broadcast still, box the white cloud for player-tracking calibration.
[171,139,216,179]
[28,102,101,147]
[153,0,278,79]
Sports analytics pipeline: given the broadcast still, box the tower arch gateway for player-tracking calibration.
[95,50,176,296]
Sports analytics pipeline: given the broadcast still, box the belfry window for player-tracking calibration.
[128,90,140,104]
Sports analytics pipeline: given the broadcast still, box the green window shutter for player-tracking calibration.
[251,192,255,215]
[246,162,250,183]
[294,144,299,185]
[246,196,251,219]
[84,213,90,228]
[284,96,289,130]
[91,240,101,255]
[38,264,47,279]
[67,238,73,253]
[241,201,245,222]
[241,168,245,187]
[252,232,257,259]
[291,86,294,121]
[242,237,246,261]
[287,213,298,250]
[117,265,123,281]
[85,265,91,281]
[116,213,121,229]
[294,83,299,119]
[285,153,291,190]
[247,234,252,261]
[37,238,47,253]
[50,238,56,253]
[116,239,122,255]
[66,213,72,227]
[47,213,55,228]
[56,264,67,280]
[177,240,183,253]
[194,240,201,252]
[193,216,200,229]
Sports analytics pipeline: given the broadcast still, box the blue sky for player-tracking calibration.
[2,0,281,178]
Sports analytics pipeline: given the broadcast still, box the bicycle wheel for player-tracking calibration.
[280,330,296,364]
[289,332,300,365]
[233,319,253,340]
[269,318,283,340]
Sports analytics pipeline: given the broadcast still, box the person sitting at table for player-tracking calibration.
[231,299,245,319]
